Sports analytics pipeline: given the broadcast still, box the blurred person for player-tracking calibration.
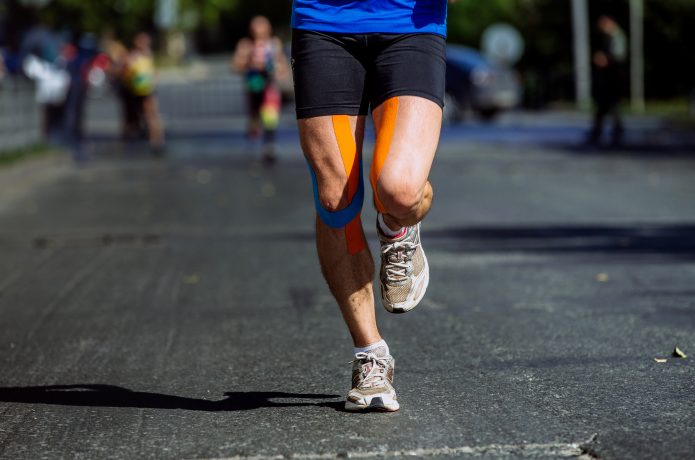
[123,32,165,154]
[232,16,289,165]
[291,0,454,412]
[588,15,627,147]
[20,28,70,140]
[62,33,100,162]
[104,39,134,139]
[22,54,69,140]
[3,47,22,76]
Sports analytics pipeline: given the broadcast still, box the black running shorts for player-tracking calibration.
[291,30,446,119]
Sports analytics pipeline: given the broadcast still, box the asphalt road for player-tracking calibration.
[0,116,694,459]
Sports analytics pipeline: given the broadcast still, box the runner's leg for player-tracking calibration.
[372,96,442,230]
[294,30,399,411]
[298,115,381,347]
[247,91,263,139]
[370,96,441,313]
[368,33,445,230]
[364,33,445,313]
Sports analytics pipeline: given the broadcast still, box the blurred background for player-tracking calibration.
[1,0,694,159]
[1,3,694,457]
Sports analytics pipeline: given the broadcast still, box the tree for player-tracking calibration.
[9,0,693,100]
[449,0,695,102]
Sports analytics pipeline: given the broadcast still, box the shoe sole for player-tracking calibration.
[384,249,430,314]
[345,397,400,412]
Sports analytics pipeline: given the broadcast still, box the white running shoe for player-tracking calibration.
[345,346,399,412]
[378,222,429,314]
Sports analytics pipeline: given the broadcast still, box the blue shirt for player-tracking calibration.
[292,0,447,37]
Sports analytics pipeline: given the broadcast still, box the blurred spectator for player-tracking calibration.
[21,28,70,140]
[3,46,24,76]
[103,38,133,139]
[122,32,165,154]
[62,33,100,161]
[232,16,289,165]
[588,15,627,147]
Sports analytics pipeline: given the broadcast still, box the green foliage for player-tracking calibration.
[0,143,54,167]
[643,0,695,97]
[179,0,239,29]
[16,0,695,100]
[449,0,695,101]
[37,0,155,39]
[447,0,520,45]
[448,0,575,101]
[35,0,241,40]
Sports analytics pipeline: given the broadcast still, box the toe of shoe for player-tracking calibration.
[345,395,399,412]
[384,301,415,314]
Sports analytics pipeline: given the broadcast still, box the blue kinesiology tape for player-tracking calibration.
[307,157,364,229]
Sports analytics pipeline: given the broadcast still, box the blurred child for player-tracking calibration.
[232,16,289,165]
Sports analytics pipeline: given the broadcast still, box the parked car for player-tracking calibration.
[445,44,522,122]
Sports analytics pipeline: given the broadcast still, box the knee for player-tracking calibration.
[376,177,425,217]
[318,181,350,212]
[307,158,351,212]
[307,153,365,229]
[313,173,365,229]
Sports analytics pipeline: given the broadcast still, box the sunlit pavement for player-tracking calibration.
[0,112,693,459]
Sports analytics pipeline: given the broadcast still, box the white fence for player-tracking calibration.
[0,78,41,153]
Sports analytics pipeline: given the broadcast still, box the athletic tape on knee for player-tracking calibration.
[309,115,367,254]
[307,157,364,229]
[332,115,367,254]
[308,115,366,254]
[370,97,399,214]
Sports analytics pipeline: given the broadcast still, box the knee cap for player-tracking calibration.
[377,183,422,217]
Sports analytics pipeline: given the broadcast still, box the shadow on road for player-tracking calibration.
[424,224,695,259]
[0,385,342,412]
[17,224,695,260]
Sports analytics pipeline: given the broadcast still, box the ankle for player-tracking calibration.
[378,213,405,238]
[353,339,389,357]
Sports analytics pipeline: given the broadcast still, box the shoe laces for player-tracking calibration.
[353,352,390,388]
[381,238,418,282]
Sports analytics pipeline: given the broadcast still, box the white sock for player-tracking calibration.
[378,213,404,238]
[354,339,389,357]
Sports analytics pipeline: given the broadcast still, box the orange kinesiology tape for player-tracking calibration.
[370,97,399,214]
[332,115,367,254]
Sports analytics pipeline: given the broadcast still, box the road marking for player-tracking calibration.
[201,440,589,459]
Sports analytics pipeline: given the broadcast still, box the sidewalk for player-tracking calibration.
[0,149,71,214]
